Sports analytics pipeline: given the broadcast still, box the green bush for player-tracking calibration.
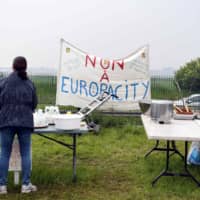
[175,58,200,92]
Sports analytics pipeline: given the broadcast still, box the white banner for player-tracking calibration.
[56,39,150,112]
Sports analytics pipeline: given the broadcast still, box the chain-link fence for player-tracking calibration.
[32,75,180,105]
[0,73,57,105]
[32,75,182,104]
[1,73,200,110]
[151,75,200,113]
[30,75,57,105]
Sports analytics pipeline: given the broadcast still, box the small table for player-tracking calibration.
[141,115,200,186]
[33,125,88,182]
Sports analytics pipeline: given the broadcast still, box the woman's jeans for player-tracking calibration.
[0,127,32,186]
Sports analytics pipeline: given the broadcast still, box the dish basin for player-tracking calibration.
[54,114,82,130]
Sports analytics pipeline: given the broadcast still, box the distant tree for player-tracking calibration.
[175,58,200,92]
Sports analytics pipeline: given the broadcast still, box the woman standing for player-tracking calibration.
[0,57,38,194]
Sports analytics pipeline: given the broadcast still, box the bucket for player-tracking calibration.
[151,100,173,123]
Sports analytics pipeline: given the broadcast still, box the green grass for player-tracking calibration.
[2,116,200,200]
[2,76,200,199]
[150,76,200,100]
[31,76,57,105]
[151,77,178,100]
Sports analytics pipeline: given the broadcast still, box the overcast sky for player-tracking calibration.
[0,0,199,70]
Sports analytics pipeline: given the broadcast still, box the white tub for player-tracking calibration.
[54,114,82,130]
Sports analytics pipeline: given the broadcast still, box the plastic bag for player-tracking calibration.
[187,142,200,165]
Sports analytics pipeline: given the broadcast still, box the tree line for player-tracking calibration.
[175,58,200,92]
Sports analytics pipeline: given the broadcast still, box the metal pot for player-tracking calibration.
[138,99,151,115]
[151,100,173,123]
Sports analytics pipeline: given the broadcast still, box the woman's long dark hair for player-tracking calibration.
[13,56,28,80]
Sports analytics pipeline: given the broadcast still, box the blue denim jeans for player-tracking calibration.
[0,127,32,186]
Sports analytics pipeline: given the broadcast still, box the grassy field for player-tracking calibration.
[1,116,200,200]
[31,76,57,105]
[151,76,178,100]
[1,76,200,199]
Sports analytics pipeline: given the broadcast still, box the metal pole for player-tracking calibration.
[145,140,159,158]
[152,140,170,186]
[72,134,77,182]
[56,38,64,105]
[166,141,170,170]
[14,171,20,185]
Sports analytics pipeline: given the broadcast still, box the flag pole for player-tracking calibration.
[56,38,64,105]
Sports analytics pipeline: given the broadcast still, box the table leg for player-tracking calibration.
[145,140,159,158]
[72,134,77,182]
[152,141,200,186]
[145,140,183,159]
[170,141,184,160]
[37,133,79,182]
[183,141,200,186]
[152,140,170,186]
[14,171,20,185]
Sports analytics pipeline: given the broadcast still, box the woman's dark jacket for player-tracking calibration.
[0,71,38,129]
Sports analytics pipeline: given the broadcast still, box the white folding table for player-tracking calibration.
[141,115,200,186]
[9,92,117,184]
[33,125,88,182]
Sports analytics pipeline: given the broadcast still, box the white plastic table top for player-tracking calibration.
[142,115,200,141]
